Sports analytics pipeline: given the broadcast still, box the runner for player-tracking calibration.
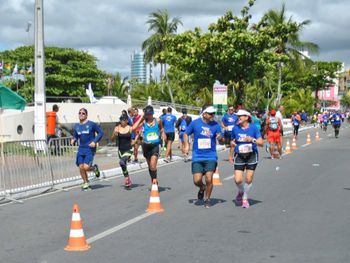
[71,108,104,191]
[133,105,166,184]
[111,115,136,188]
[175,108,192,160]
[221,106,238,150]
[251,111,262,132]
[291,111,301,138]
[183,105,224,208]
[331,111,342,138]
[265,109,283,159]
[132,107,142,163]
[322,111,329,132]
[161,107,177,162]
[229,109,264,208]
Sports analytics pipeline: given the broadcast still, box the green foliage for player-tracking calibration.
[340,94,350,109]
[0,46,108,102]
[281,88,315,116]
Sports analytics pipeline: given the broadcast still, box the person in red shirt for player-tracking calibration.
[265,109,283,159]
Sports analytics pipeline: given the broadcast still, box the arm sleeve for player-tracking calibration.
[93,123,104,143]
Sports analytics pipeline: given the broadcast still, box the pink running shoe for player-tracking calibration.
[242,199,250,208]
[235,192,243,204]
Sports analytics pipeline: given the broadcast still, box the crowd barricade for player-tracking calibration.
[0,140,53,199]
[0,142,6,199]
[47,136,80,185]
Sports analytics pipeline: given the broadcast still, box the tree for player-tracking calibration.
[261,3,319,105]
[282,88,315,116]
[0,46,108,102]
[142,9,182,78]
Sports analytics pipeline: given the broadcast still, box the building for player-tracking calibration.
[131,51,146,84]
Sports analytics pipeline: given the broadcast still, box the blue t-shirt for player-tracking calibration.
[332,114,342,125]
[186,118,221,161]
[251,116,261,131]
[162,114,177,133]
[73,120,104,154]
[231,124,261,154]
[179,118,188,135]
[221,113,238,133]
[323,114,329,123]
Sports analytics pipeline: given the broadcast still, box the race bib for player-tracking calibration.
[336,116,340,121]
[238,144,253,153]
[146,132,159,141]
[198,138,211,149]
[293,122,298,126]
[227,125,234,131]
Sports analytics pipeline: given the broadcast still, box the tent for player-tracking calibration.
[0,84,26,110]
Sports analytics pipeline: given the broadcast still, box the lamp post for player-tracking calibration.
[34,0,46,141]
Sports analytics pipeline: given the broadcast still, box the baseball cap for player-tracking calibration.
[236,109,251,117]
[270,109,276,116]
[144,105,154,116]
[202,106,216,114]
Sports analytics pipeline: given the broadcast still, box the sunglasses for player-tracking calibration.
[207,112,215,116]
[79,112,86,115]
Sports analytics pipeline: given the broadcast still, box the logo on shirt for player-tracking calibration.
[237,133,247,142]
[200,127,212,137]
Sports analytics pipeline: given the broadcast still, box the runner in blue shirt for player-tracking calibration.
[71,108,104,190]
[175,108,192,161]
[183,105,224,208]
[221,106,238,146]
[322,112,330,132]
[161,107,177,162]
[230,109,264,208]
[331,111,342,138]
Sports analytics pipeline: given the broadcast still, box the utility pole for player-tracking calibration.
[34,0,46,141]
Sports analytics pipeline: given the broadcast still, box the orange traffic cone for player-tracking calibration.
[146,179,164,213]
[65,204,90,251]
[306,133,312,144]
[213,168,222,186]
[291,137,298,150]
[315,131,320,141]
[285,140,292,154]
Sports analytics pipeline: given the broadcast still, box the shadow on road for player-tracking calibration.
[232,198,262,207]
[188,198,227,207]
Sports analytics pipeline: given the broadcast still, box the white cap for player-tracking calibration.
[202,106,216,114]
[236,109,251,117]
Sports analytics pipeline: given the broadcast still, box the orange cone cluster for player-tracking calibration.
[306,133,312,144]
[291,137,298,150]
[65,204,90,251]
[285,140,292,154]
[315,132,320,140]
[213,168,222,186]
[146,179,164,213]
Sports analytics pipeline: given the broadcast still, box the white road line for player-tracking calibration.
[223,175,233,181]
[86,212,154,244]
[301,144,309,148]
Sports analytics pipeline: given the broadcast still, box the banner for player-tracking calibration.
[213,81,227,105]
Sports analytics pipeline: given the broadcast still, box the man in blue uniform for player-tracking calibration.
[176,108,192,160]
[161,107,177,162]
[71,108,104,190]
[331,111,342,138]
[183,105,224,208]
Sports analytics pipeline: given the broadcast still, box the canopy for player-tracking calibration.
[0,84,26,110]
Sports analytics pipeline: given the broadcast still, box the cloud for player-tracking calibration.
[0,0,349,75]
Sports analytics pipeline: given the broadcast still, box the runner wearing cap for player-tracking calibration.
[265,109,283,159]
[291,111,301,138]
[175,108,192,160]
[183,105,224,208]
[133,105,166,184]
[230,109,264,208]
[221,106,238,160]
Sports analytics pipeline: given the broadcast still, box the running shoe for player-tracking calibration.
[125,177,132,188]
[204,199,211,209]
[197,186,206,200]
[164,157,170,163]
[82,182,91,191]
[93,164,100,178]
[235,192,243,204]
[265,142,270,154]
[242,199,250,208]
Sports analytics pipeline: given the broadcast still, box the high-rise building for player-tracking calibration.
[131,51,146,84]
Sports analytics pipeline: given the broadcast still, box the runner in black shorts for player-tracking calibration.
[230,109,264,208]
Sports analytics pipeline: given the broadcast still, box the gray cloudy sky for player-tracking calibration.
[0,0,349,76]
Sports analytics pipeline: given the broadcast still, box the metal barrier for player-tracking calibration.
[0,140,52,202]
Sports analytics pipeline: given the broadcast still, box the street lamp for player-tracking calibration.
[25,21,32,45]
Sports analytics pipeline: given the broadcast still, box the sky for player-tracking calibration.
[0,0,349,77]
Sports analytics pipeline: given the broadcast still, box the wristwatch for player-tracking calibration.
[252,138,257,143]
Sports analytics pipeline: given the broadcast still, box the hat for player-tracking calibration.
[270,109,276,116]
[236,109,251,117]
[144,105,154,116]
[202,106,216,114]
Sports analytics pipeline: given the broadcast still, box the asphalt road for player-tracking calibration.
[1,124,350,263]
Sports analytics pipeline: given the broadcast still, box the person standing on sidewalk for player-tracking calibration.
[133,105,166,184]
[183,105,224,209]
[111,115,137,188]
[229,109,264,208]
[161,107,177,162]
[71,108,104,191]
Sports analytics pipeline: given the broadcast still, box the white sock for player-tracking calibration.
[243,183,252,200]
[237,182,244,193]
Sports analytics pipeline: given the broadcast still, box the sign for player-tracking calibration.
[213,82,227,105]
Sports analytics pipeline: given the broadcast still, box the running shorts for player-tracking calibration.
[234,152,258,171]
[224,131,231,146]
[76,152,94,167]
[267,130,281,143]
[192,160,217,174]
[142,142,160,159]
[166,132,175,142]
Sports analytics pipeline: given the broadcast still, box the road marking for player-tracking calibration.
[223,175,233,181]
[301,144,309,148]
[86,212,154,244]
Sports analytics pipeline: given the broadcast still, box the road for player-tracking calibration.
[1,125,350,263]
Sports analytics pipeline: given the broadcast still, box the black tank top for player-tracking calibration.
[117,132,132,152]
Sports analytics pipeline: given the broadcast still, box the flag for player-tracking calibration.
[85,83,97,103]
[12,64,18,75]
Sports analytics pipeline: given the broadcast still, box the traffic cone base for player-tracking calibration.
[213,168,222,186]
[291,137,298,150]
[315,132,320,140]
[285,140,292,154]
[65,204,90,251]
[306,133,312,144]
[146,182,164,213]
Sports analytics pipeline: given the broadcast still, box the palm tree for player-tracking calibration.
[263,3,319,105]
